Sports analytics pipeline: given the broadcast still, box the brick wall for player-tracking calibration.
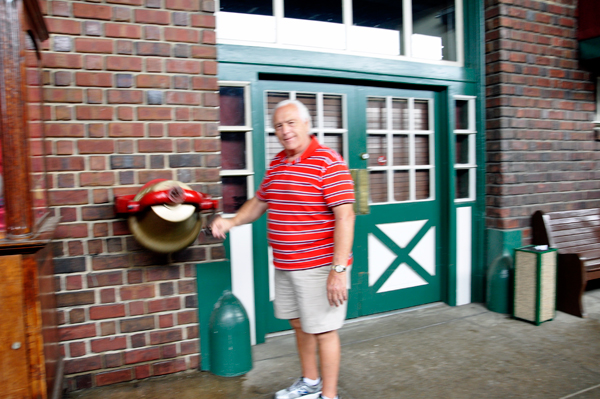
[40,0,222,391]
[485,0,600,239]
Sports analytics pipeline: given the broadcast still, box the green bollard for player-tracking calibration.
[486,255,513,314]
[209,290,253,377]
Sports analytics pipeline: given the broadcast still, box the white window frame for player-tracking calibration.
[219,81,254,216]
[215,0,464,66]
[453,95,476,203]
[367,96,435,205]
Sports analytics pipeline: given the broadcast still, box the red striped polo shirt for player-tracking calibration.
[256,136,355,271]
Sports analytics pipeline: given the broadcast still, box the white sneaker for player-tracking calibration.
[274,377,322,399]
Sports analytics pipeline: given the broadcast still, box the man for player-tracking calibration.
[210,99,355,399]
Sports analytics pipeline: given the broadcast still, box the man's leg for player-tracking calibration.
[290,318,319,381]
[316,330,340,399]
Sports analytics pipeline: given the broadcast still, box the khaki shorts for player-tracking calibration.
[274,265,348,334]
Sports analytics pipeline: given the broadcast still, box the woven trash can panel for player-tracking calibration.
[513,245,557,325]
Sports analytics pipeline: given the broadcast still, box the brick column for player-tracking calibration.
[484,0,599,239]
[42,0,222,390]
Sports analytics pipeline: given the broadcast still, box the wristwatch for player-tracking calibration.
[331,264,347,273]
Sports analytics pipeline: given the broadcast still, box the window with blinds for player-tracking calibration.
[264,91,347,163]
[366,96,434,204]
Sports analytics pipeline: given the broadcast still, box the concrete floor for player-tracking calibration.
[66,286,600,399]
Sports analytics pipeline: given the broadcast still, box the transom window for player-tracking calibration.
[366,96,434,204]
[219,82,254,214]
[264,91,347,163]
[217,0,462,63]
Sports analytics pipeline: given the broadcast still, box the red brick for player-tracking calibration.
[107,90,144,104]
[152,358,186,376]
[164,27,200,43]
[52,1,71,17]
[120,316,155,333]
[148,297,180,313]
[203,60,217,75]
[138,139,173,152]
[107,0,144,5]
[75,38,114,54]
[76,106,113,121]
[137,107,173,120]
[91,336,127,353]
[165,59,201,74]
[191,45,217,59]
[138,170,173,183]
[84,55,104,70]
[90,304,126,320]
[64,356,102,374]
[136,74,170,89]
[165,91,201,105]
[135,365,151,379]
[73,3,112,20]
[120,284,155,300]
[107,56,143,72]
[55,223,89,238]
[129,301,145,316]
[134,9,170,25]
[180,340,198,355]
[105,23,142,39]
[202,30,216,45]
[49,190,88,205]
[177,310,197,325]
[76,72,113,88]
[168,123,201,137]
[78,140,115,154]
[42,53,83,69]
[66,275,83,290]
[146,58,163,72]
[159,314,174,328]
[117,106,134,121]
[69,342,87,358]
[59,323,97,341]
[191,14,215,28]
[124,347,161,364]
[161,344,178,358]
[46,18,82,35]
[95,369,133,387]
[108,122,144,137]
[165,0,200,11]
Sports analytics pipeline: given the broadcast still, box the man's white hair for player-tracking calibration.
[273,99,313,129]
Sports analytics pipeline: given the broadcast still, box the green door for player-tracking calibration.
[352,87,443,316]
[253,82,444,334]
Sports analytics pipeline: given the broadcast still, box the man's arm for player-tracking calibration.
[327,203,355,307]
[210,197,268,239]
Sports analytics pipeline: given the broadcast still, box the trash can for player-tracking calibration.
[513,245,558,325]
[208,290,253,376]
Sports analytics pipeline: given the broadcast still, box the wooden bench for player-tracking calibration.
[531,209,600,318]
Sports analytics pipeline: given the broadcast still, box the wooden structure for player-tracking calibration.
[0,0,62,398]
[531,209,600,318]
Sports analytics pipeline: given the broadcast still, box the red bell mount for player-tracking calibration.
[115,179,218,214]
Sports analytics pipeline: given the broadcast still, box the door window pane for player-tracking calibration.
[220,86,246,126]
[414,135,430,165]
[220,0,273,15]
[369,171,388,203]
[323,95,343,129]
[324,133,344,158]
[393,171,409,202]
[455,99,469,130]
[414,100,429,130]
[367,98,386,129]
[221,132,246,170]
[296,93,318,123]
[392,99,409,130]
[412,0,456,61]
[415,170,430,200]
[455,134,469,164]
[392,135,409,166]
[456,169,469,199]
[285,0,343,23]
[267,134,282,162]
[367,134,386,167]
[222,176,248,213]
[266,92,290,129]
